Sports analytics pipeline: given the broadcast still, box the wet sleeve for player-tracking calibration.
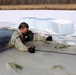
[33,33,45,41]
[10,31,28,51]
[15,37,28,52]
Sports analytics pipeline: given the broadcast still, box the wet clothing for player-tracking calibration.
[8,29,45,52]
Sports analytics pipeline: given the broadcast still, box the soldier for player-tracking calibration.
[8,22,52,53]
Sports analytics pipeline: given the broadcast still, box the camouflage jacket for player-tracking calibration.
[8,29,45,52]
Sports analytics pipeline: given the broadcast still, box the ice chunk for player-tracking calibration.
[51,19,75,35]
[19,17,74,35]
[19,17,36,29]
[19,17,57,35]
[35,18,54,32]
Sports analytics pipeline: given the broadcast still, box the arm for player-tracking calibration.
[33,33,52,41]
[10,31,28,52]
[15,37,28,51]
[33,33,45,41]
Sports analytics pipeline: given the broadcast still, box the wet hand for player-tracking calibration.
[28,46,35,53]
[46,36,52,41]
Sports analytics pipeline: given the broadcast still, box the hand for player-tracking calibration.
[46,36,52,41]
[28,46,35,53]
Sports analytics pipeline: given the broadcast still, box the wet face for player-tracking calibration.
[20,28,28,34]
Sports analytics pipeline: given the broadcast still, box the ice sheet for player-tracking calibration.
[0,49,76,75]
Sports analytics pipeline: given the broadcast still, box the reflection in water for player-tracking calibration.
[0,29,14,52]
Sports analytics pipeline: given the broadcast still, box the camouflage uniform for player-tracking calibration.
[8,29,45,52]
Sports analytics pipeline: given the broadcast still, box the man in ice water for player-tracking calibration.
[8,22,52,53]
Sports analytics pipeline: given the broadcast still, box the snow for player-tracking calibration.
[52,19,73,24]
[0,22,18,29]
[0,10,76,75]
[0,10,75,35]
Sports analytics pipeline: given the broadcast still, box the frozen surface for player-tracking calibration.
[0,29,76,75]
[0,47,76,75]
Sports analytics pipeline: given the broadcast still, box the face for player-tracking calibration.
[20,28,28,34]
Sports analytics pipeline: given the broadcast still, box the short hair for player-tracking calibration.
[18,22,29,29]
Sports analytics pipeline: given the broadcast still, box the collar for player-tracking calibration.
[17,29,23,36]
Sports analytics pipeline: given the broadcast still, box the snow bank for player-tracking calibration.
[0,22,18,30]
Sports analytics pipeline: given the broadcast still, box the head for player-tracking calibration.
[18,22,29,34]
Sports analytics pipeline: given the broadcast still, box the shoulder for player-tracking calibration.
[28,30,34,33]
[12,30,19,37]
[13,30,18,34]
[25,30,34,36]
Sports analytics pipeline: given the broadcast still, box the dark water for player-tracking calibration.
[0,29,14,52]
